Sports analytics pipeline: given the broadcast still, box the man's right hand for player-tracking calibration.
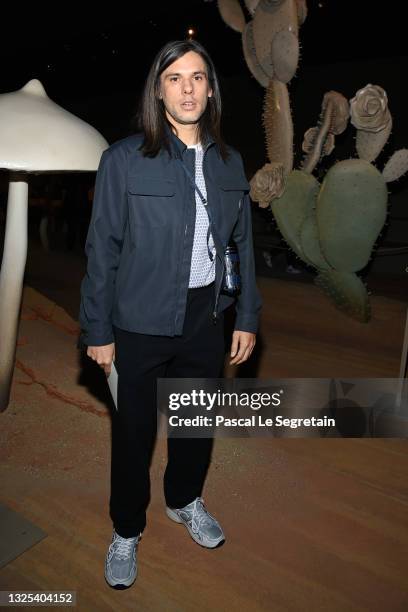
[87,343,115,376]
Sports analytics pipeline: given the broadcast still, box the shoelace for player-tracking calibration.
[112,534,140,561]
[189,497,215,534]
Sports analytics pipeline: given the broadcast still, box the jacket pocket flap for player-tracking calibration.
[216,177,250,192]
[128,177,175,196]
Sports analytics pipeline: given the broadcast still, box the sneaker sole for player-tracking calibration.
[166,507,225,549]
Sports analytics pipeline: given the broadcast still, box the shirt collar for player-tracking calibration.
[165,122,215,157]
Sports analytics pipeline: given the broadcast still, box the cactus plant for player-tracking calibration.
[263,79,294,174]
[217,0,246,33]
[301,91,349,174]
[219,0,307,184]
[217,2,407,322]
[270,85,406,322]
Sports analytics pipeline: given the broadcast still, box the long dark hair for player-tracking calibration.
[135,39,228,160]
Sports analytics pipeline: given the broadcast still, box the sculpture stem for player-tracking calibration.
[0,175,28,410]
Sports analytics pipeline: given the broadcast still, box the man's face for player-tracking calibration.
[159,50,213,129]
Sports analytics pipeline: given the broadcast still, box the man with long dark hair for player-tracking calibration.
[79,39,261,589]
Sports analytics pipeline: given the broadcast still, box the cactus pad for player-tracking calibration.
[314,270,371,323]
[317,159,388,271]
[271,169,320,259]
[300,215,331,270]
[382,148,408,182]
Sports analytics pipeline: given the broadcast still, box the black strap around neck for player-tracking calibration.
[176,156,226,262]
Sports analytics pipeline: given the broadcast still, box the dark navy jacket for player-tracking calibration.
[78,130,262,346]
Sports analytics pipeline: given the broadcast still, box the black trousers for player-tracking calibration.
[110,282,225,538]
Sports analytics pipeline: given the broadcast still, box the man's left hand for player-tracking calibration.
[230,330,256,365]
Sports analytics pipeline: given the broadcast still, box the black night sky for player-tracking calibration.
[0,1,405,97]
[0,1,406,155]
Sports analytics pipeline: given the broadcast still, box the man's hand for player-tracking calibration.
[230,330,256,365]
[87,343,115,375]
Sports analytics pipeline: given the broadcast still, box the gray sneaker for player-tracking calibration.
[166,497,225,548]
[104,530,142,589]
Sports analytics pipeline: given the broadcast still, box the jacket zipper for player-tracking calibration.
[175,152,191,333]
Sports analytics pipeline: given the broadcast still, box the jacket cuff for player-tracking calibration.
[234,312,259,334]
[77,329,114,349]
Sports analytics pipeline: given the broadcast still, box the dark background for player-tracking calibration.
[1,0,407,282]
[1,0,406,149]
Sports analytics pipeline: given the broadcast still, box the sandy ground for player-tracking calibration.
[0,234,407,610]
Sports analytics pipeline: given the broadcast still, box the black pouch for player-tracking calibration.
[222,243,241,295]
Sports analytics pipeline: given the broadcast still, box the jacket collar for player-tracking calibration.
[165,122,215,157]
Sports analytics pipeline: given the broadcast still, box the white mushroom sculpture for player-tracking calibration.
[0,79,108,410]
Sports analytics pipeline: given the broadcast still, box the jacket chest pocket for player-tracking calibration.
[127,176,175,228]
[216,177,251,224]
